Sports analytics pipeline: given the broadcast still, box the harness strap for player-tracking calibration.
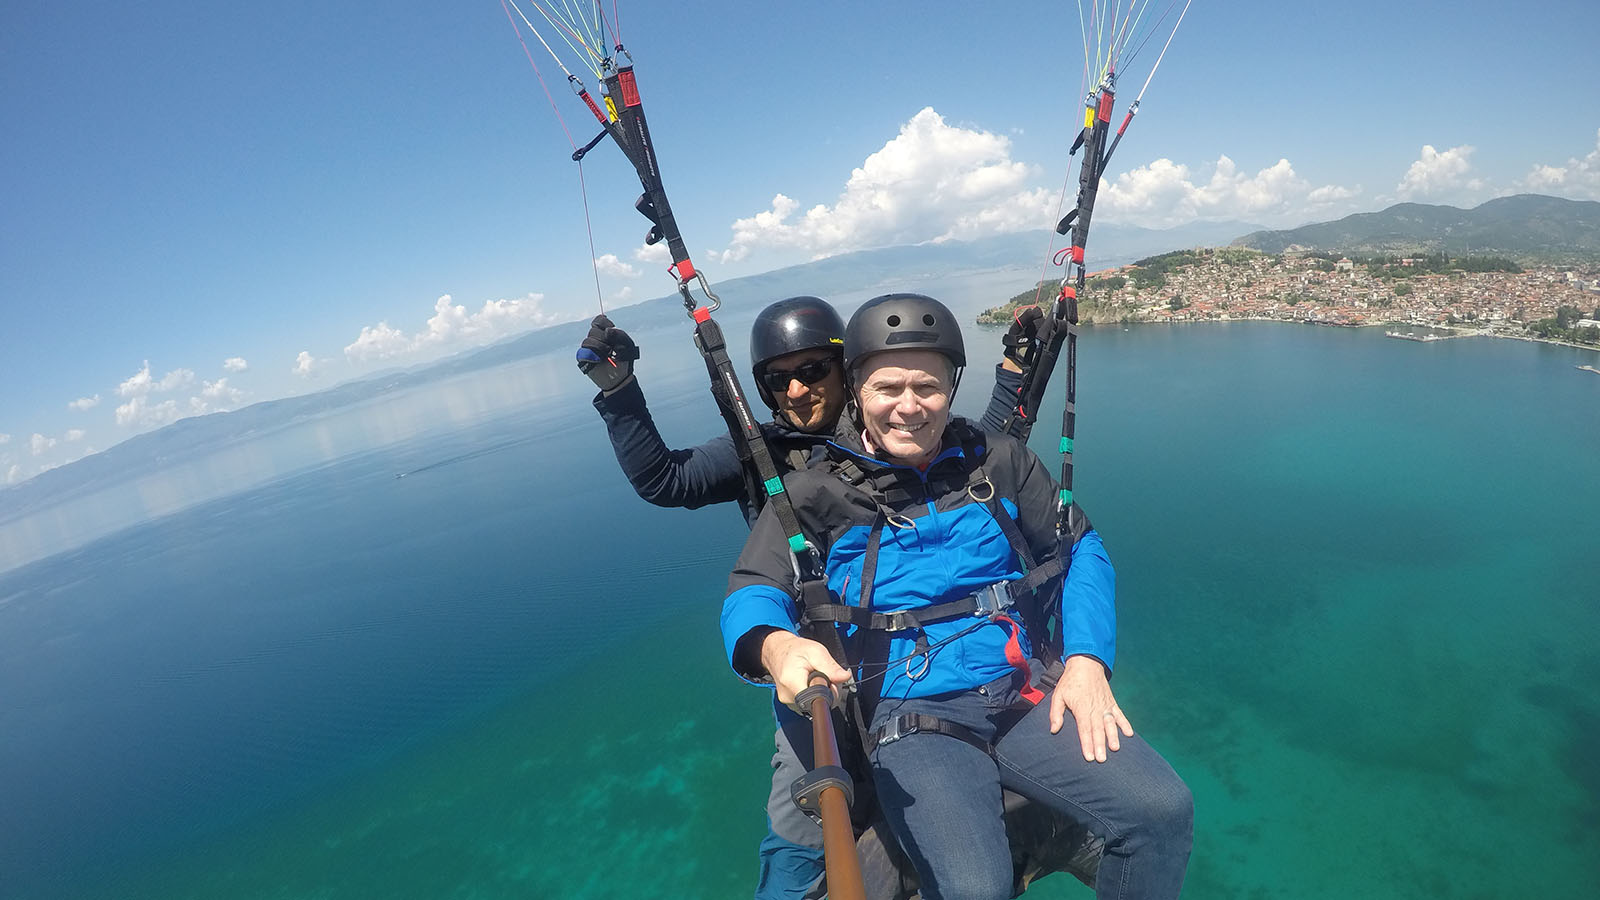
[692,315,819,568]
[803,589,1001,633]
[851,516,891,723]
[866,713,991,757]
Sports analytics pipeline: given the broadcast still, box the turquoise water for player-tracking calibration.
[2,317,1597,899]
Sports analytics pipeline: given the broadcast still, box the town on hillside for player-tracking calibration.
[979,248,1600,349]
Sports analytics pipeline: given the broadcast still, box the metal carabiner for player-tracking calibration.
[677,270,721,318]
[905,649,932,681]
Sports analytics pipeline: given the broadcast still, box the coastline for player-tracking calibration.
[1046,316,1600,355]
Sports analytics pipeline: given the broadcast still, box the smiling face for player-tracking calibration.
[854,349,952,467]
[763,347,847,433]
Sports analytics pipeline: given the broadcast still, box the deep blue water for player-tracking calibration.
[2,303,1597,899]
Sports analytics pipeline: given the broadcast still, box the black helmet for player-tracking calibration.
[843,293,967,384]
[749,296,845,411]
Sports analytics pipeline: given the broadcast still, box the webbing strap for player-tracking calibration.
[804,592,991,633]
[692,314,818,575]
[866,713,992,756]
[600,66,692,276]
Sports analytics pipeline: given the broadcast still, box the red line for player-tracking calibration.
[501,0,577,149]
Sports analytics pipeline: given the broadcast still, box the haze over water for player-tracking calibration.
[3,282,1597,899]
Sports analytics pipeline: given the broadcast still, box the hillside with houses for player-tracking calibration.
[980,248,1600,348]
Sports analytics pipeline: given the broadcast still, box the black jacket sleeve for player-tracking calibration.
[592,378,749,510]
[977,363,1026,438]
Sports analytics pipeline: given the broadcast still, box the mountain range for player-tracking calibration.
[1232,194,1600,259]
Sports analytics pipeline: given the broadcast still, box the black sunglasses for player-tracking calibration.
[759,357,838,393]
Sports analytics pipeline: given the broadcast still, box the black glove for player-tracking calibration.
[576,314,640,394]
[1002,305,1044,368]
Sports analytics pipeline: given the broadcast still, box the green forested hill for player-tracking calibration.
[1232,194,1600,261]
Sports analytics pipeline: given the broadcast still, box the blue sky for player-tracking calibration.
[4,0,1598,485]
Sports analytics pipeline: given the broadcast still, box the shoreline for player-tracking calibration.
[1054,316,1600,355]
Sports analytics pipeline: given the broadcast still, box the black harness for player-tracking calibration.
[793,422,1089,758]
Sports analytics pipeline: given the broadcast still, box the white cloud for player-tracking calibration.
[118,361,155,397]
[223,356,249,372]
[65,429,86,442]
[343,293,559,363]
[716,107,1052,263]
[614,286,634,303]
[117,361,194,398]
[1395,144,1483,201]
[157,368,194,392]
[1520,128,1600,200]
[1100,155,1360,228]
[201,377,242,402]
[594,253,641,278]
[68,394,101,411]
[633,242,671,265]
[293,351,319,378]
[115,396,180,428]
[186,378,246,416]
[0,433,9,445]
[5,464,20,485]
[30,433,57,456]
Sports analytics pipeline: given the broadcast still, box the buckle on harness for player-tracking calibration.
[876,715,917,749]
[884,611,916,633]
[973,581,1013,618]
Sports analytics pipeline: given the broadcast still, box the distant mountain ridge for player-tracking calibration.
[1232,194,1600,260]
[1,219,1257,515]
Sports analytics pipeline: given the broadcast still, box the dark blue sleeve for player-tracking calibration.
[592,378,749,510]
[977,363,1026,438]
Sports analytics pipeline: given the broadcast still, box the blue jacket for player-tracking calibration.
[721,419,1116,700]
[592,365,1028,526]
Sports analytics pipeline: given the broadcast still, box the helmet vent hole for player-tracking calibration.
[886,314,901,327]
[922,314,936,326]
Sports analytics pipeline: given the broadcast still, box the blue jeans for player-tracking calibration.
[754,702,827,899]
[869,674,1192,900]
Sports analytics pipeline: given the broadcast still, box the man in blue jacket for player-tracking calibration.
[721,293,1192,900]
[579,296,1047,898]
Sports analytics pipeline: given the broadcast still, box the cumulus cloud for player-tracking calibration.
[68,394,101,411]
[118,362,155,398]
[184,378,247,416]
[65,429,86,442]
[594,253,641,278]
[223,357,249,372]
[614,285,634,303]
[110,361,210,427]
[115,396,180,428]
[716,107,1052,263]
[343,293,559,363]
[1520,128,1600,200]
[117,361,194,398]
[633,242,671,265]
[1099,155,1360,228]
[30,433,57,456]
[157,368,195,392]
[1395,144,1483,200]
[5,464,19,485]
[293,351,319,378]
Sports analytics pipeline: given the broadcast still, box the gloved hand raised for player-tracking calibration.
[1002,304,1044,370]
[576,314,640,394]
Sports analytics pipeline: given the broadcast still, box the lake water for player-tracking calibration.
[3,282,1598,899]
